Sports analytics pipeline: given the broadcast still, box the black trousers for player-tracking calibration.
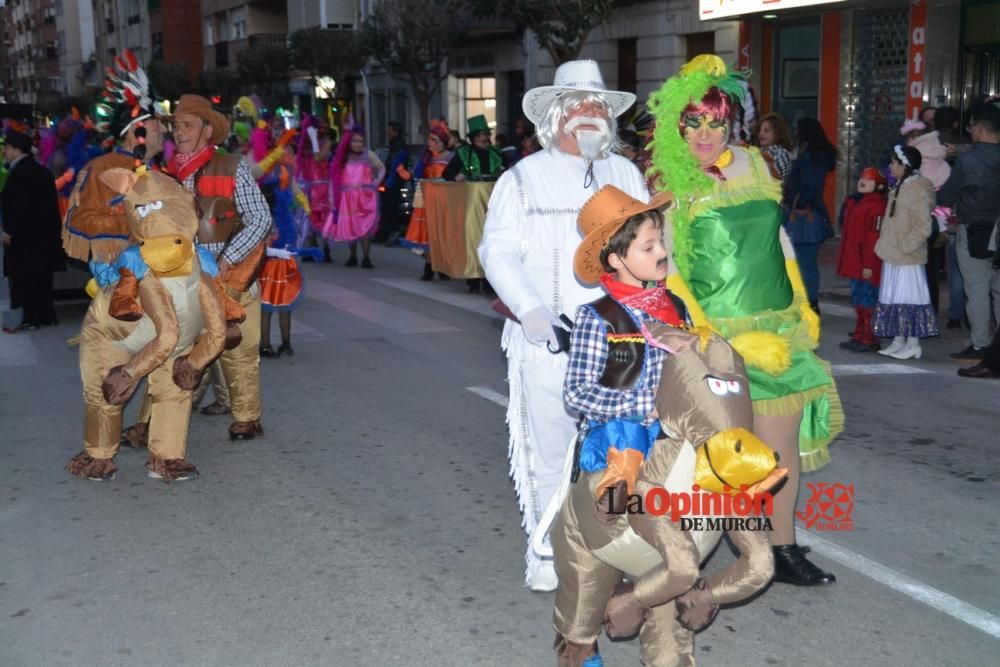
[983,327,1000,372]
[9,272,55,325]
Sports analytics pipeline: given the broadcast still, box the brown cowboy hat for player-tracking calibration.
[170,94,231,145]
[574,186,674,285]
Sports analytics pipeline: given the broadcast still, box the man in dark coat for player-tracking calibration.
[1,130,65,330]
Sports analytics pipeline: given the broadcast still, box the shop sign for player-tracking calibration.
[905,0,928,120]
[699,0,845,20]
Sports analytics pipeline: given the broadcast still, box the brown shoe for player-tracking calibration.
[120,422,149,449]
[957,362,1000,379]
[199,401,231,416]
[229,420,264,441]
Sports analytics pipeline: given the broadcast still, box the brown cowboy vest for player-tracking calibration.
[193,153,243,246]
[590,293,689,390]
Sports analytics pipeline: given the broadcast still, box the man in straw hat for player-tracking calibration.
[478,60,647,591]
[169,94,272,441]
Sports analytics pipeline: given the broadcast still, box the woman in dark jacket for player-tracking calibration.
[784,118,837,311]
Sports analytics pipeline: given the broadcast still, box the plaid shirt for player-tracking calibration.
[184,158,272,265]
[564,301,669,426]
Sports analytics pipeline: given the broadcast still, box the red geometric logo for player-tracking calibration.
[796,482,854,531]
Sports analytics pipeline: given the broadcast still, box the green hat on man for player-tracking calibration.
[467,114,491,137]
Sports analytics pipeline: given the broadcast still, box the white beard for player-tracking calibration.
[563,115,612,161]
[575,130,605,161]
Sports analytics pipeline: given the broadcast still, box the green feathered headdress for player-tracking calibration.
[646,55,749,276]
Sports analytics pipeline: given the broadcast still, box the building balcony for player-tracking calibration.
[248,33,286,50]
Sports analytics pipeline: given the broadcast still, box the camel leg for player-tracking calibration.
[704,529,774,604]
[80,323,131,459]
[552,490,622,648]
[629,480,700,609]
[146,351,194,464]
[638,600,695,667]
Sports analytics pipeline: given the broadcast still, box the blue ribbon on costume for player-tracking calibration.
[197,245,219,277]
[89,259,121,288]
[578,418,660,473]
[91,244,219,288]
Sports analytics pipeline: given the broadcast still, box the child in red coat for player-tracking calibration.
[836,167,887,351]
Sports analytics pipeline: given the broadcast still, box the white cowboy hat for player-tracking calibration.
[522,60,636,125]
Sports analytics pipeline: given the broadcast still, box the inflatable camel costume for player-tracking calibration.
[546,321,787,666]
[66,169,227,482]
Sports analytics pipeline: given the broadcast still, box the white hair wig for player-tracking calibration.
[535,91,622,155]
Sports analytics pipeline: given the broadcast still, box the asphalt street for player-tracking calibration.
[1,243,998,666]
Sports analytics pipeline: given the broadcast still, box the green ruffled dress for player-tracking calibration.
[678,149,843,472]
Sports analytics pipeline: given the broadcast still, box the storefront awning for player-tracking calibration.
[699,0,846,20]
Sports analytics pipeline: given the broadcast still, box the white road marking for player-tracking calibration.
[798,529,1000,639]
[372,278,504,321]
[466,386,509,408]
[288,319,326,342]
[307,282,460,334]
[0,331,38,367]
[832,363,934,376]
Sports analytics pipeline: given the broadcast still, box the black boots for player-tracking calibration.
[773,544,836,586]
[421,262,434,281]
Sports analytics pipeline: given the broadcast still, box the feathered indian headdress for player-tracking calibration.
[97,50,158,138]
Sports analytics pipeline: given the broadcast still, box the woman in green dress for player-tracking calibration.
[649,55,844,586]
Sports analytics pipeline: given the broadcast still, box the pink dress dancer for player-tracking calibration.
[297,116,334,235]
[324,127,386,266]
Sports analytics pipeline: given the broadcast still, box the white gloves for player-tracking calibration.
[520,306,563,348]
[266,247,294,260]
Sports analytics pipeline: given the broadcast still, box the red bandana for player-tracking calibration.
[600,273,684,327]
[168,145,217,183]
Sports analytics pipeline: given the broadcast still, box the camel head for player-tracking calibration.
[643,322,787,496]
[99,168,199,276]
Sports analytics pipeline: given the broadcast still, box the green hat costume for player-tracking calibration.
[466,115,491,137]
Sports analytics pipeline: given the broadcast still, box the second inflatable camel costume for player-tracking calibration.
[66,169,227,482]
[548,322,787,666]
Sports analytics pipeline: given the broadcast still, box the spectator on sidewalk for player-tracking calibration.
[756,112,795,183]
[1,130,65,331]
[784,117,837,311]
[872,145,939,360]
[378,121,409,246]
[937,101,1000,361]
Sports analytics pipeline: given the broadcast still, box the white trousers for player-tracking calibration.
[504,324,579,583]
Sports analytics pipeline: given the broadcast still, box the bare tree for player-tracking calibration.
[289,27,369,104]
[489,0,613,65]
[361,0,466,135]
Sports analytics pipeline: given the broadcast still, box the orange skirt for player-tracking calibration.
[259,257,303,311]
[402,207,429,253]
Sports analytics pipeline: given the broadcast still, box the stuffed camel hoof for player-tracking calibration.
[120,422,149,449]
[172,355,203,391]
[554,634,603,667]
[223,322,242,350]
[146,455,199,482]
[604,580,646,639]
[66,452,117,481]
[675,577,720,632]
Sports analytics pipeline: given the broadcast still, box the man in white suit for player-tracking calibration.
[478,60,648,591]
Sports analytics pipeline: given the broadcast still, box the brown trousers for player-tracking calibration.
[220,286,262,423]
